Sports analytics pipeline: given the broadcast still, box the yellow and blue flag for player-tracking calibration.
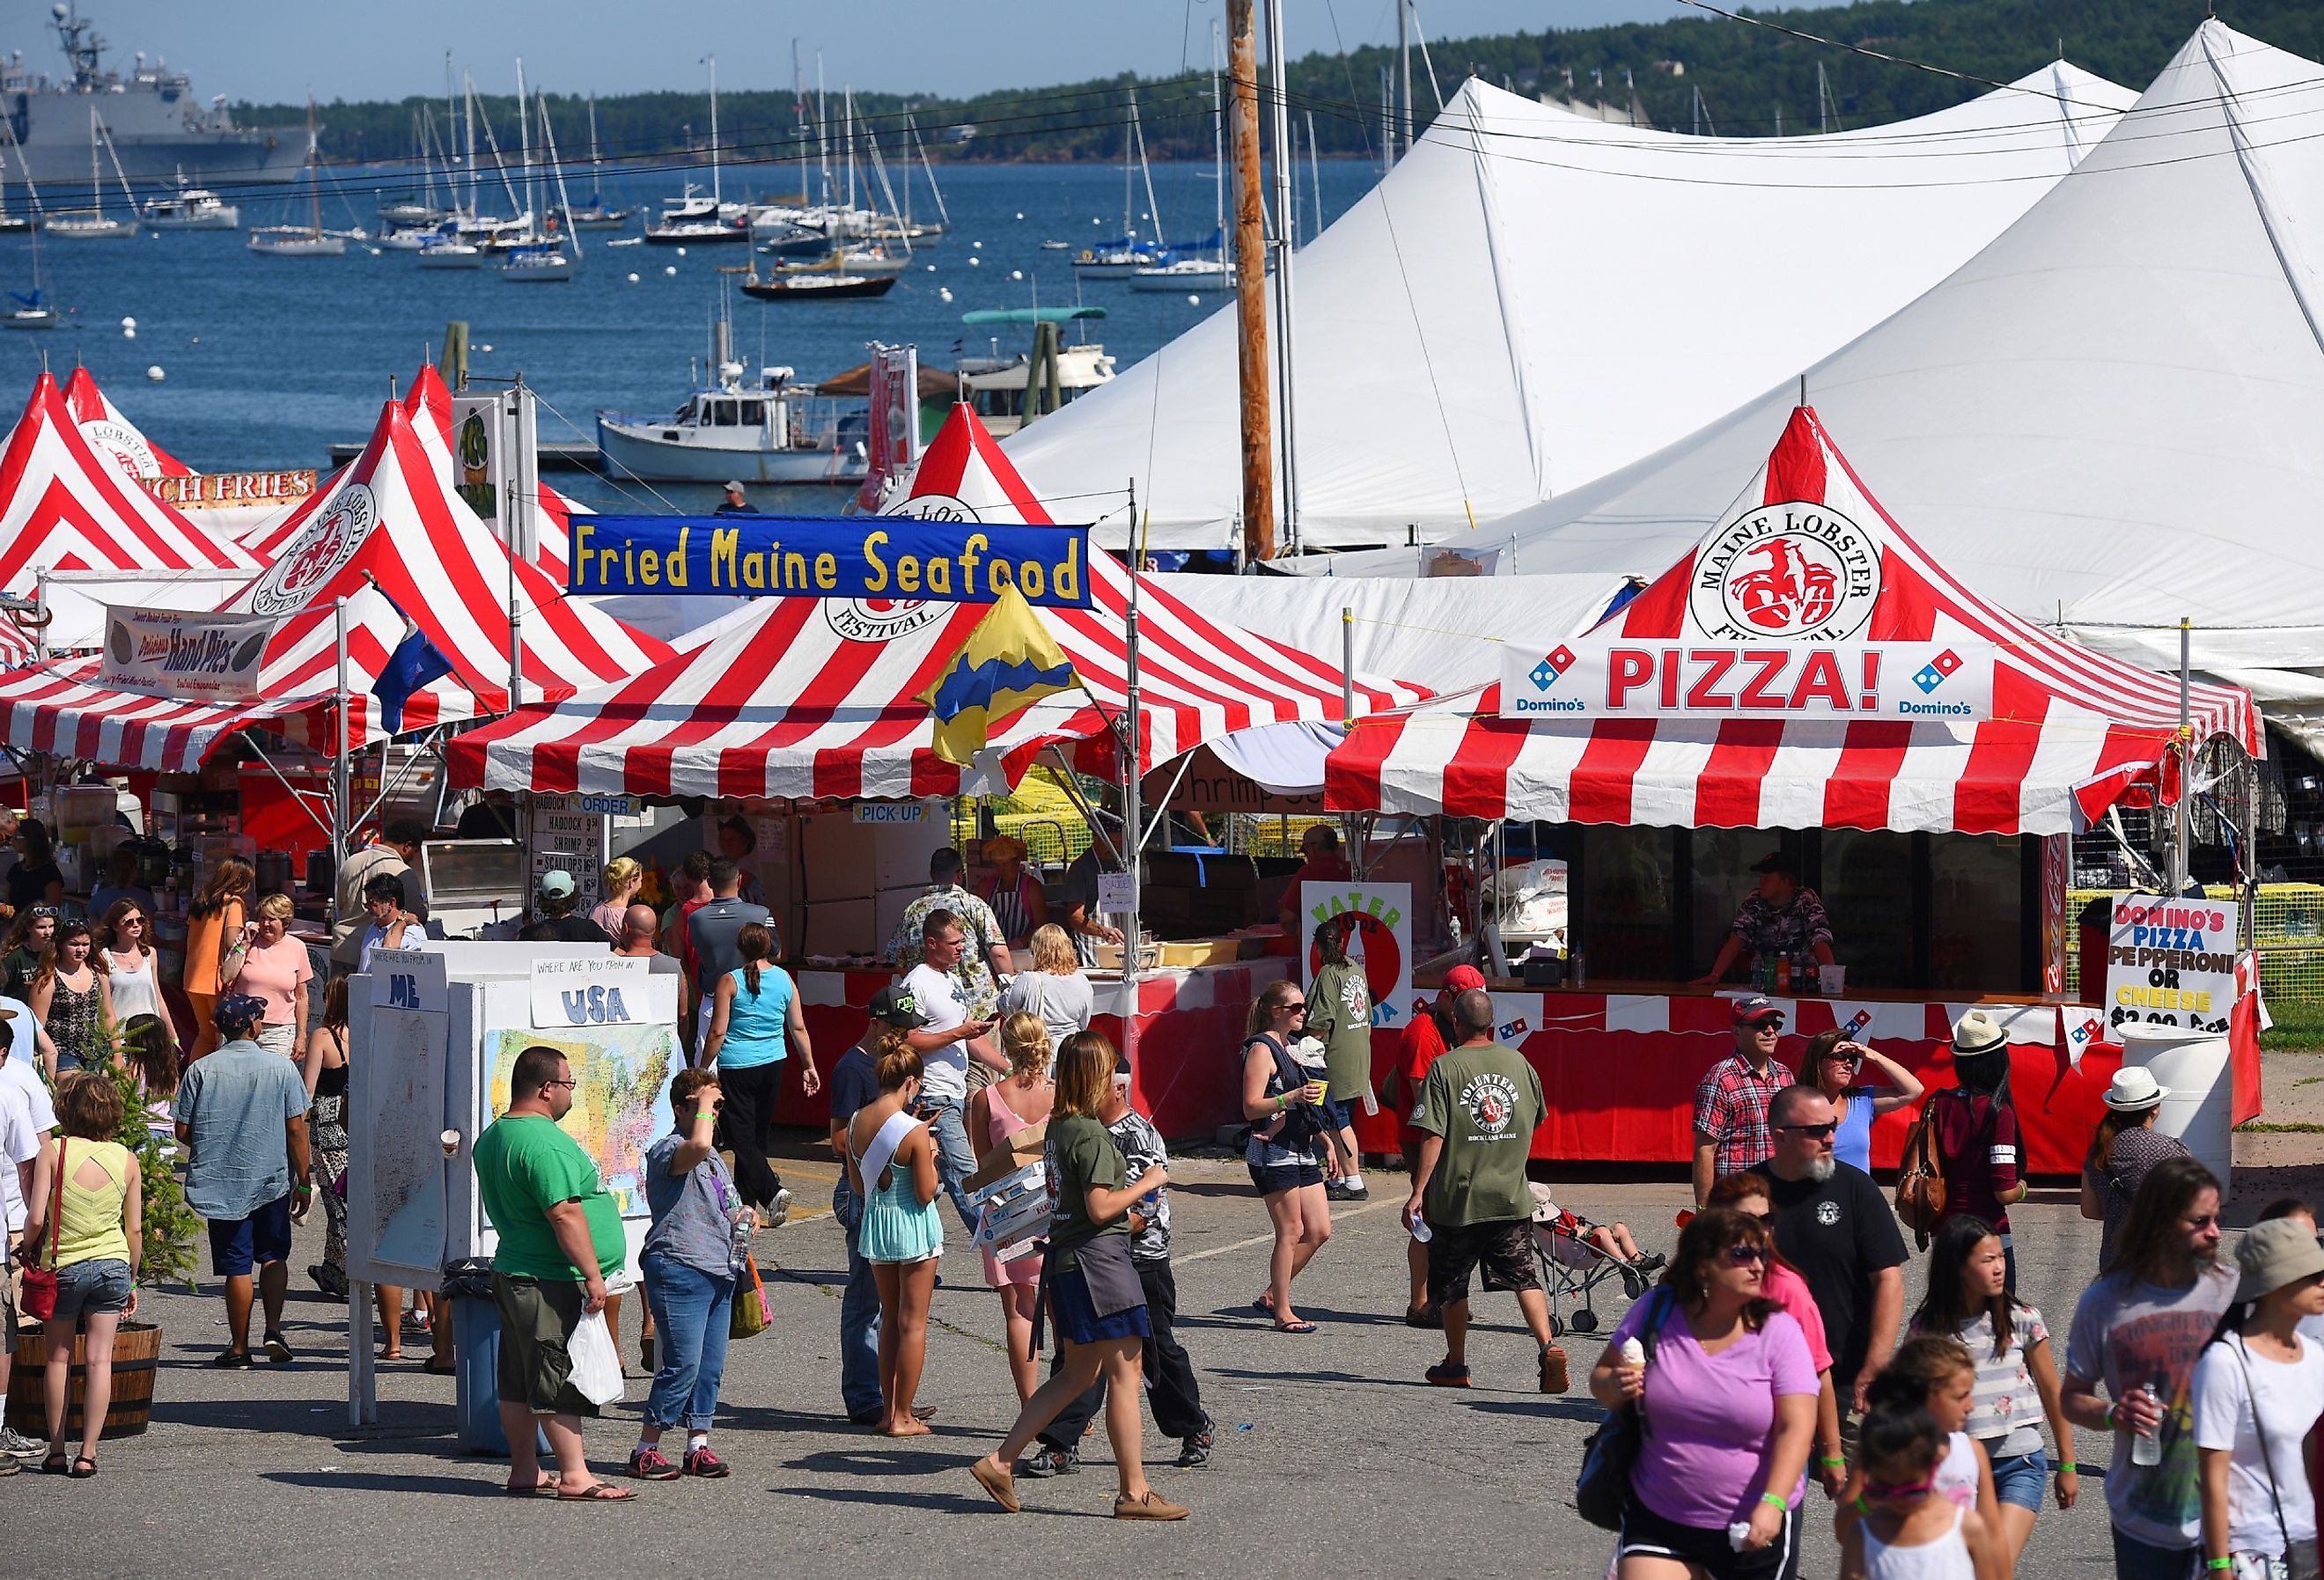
[916,584,1075,766]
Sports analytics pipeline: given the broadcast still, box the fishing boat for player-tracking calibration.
[595,297,868,483]
[248,99,343,257]
[646,60,748,244]
[45,107,136,239]
[955,306,1115,437]
[143,177,239,231]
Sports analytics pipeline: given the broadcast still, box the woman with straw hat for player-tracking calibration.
[2081,1067,2193,1273]
[1926,1010,2028,1288]
[2192,1216,2324,1580]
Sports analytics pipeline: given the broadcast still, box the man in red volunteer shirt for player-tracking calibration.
[1391,964,1486,1327]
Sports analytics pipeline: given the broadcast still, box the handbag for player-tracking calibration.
[729,1253,771,1340]
[1894,1099,1948,1249]
[18,1135,64,1322]
[1575,1288,1673,1530]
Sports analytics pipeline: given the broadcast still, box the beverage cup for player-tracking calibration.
[1819,965,1846,995]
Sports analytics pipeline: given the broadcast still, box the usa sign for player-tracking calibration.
[1498,640,1995,724]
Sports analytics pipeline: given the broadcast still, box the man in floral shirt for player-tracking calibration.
[1694,853,1835,987]
[884,848,1013,1020]
[1692,996,1797,1205]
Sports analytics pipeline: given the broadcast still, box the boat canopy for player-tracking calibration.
[960,306,1106,326]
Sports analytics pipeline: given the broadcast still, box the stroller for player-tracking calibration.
[1528,1182,1651,1339]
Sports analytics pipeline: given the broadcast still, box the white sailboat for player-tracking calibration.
[499,81,581,283]
[647,58,746,244]
[46,108,138,240]
[1074,89,1163,279]
[0,117,41,236]
[560,97,632,230]
[1130,36,1232,293]
[249,99,345,256]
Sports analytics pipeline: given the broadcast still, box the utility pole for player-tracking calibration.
[1228,0,1273,562]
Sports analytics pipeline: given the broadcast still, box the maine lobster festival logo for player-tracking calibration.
[823,597,947,643]
[1689,502,1881,643]
[1459,1070,1523,1140]
[249,482,378,616]
[79,419,161,482]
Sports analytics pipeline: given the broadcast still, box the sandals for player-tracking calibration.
[555,1481,636,1502]
[1272,1319,1319,1334]
[40,1451,67,1475]
[69,1455,96,1479]
[503,1474,561,1496]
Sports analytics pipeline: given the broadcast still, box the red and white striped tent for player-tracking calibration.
[449,404,1429,798]
[58,366,194,479]
[0,373,260,655]
[0,396,671,770]
[1326,407,2258,835]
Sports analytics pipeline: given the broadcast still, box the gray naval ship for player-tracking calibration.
[4,5,304,188]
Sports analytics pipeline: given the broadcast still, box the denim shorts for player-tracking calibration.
[52,1258,135,1322]
[1987,1445,2048,1511]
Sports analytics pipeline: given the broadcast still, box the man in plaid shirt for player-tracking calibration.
[1692,996,1796,1206]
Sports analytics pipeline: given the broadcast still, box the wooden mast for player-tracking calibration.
[1227,0,1272,562]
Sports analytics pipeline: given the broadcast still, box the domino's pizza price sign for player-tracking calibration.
[2102,893,2239,1037]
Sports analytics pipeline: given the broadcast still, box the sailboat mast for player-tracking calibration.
[88,107,99,218]
[515,58,531,234]
[1211,24,1224,259]
[465,72,478,217]
[542,92,580,259]
[307,97,322,239]
[1121,88,1134,239]
[843,89,856,214]
[708,55,721,209]
[1306,107,1320,236]
[1135,93,1164,246]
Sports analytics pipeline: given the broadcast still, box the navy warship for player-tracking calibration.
[2,5,304,189]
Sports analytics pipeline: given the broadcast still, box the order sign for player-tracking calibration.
[1497,640,1994,723]
[2102,893,2239,1035]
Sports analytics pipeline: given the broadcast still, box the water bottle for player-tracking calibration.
[1409,1216,1432,1244]
[2130,1378,2166,1466]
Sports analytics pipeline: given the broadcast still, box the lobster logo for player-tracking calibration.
[1690,501,1880,643]
[248,482,378,617]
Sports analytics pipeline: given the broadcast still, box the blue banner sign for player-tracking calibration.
[567,515,1092,608]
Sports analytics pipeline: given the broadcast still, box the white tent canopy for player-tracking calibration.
[1322,24,2324,694]
[1005,63,2135,551]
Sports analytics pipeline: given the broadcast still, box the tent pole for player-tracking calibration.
[1342,606,1356,729]
[2173,616,2191,893]
[334,596,351,871]
[1121,555,1144,1084]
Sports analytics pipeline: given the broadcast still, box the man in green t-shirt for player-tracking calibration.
[1402,988,1564,1394]
[473,1043,634,1501]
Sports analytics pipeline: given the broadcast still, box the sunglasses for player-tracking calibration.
[1724,1244,1769,1266]
[1820,1049,1862,1063]
[1283,1002,1308,1012]
[1863,1474,1938,1502]
[1777,1121,1839,1140]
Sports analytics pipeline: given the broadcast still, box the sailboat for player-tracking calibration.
[0,118,40,236]
[499,83,582,283]
[1130,35,1232,292]
[6,224,57,328]
[647,58,746,244]
[249,99,345,256]
[1074,89,1163,279]
[46,108,138,240]
[559,97,632,230]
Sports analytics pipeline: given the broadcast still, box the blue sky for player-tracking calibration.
[16,2,1691,103]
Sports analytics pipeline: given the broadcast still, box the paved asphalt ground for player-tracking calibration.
[11,1054,2323,1578]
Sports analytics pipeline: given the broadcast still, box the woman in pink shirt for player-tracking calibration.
[1710,1171,1848,1501]
[230,893,313,1056]
[1592,1206,1820,1580]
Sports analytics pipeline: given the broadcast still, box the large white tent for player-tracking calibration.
[1320,23,2324,739]
[1004,62,2136,551]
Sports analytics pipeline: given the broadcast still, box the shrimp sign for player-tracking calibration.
[1498,640,1995,722]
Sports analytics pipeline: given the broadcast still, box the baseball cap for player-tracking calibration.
[1732,995,1784,1026]
[215,993,268,1032]
[1444,965,1488,994]
[869,983,930,1028]
[723,479,746,493]
[536,869,577,900]
[1749,852,1798,877]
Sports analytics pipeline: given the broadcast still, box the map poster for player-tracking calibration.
[483,1022,681,1218]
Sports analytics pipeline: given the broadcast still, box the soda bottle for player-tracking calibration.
[1775,955,1791,992]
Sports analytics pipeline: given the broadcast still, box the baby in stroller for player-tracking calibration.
[1528,1182,1666,1335]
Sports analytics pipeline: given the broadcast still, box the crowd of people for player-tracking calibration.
[0,824,2317,1579]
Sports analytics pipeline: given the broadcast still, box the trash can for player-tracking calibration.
[442,1260,548,1458]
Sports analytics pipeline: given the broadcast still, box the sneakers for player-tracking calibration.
[1114,1490,1190,1521]
[1325,1179,1369,1202]
[0,1425,44,1459]
[1540,1344,1570,1394]
[1018,1444,1078,1478]
[263,1330,295,1365]
[308,1262,348,1300]
[626,1446,680,1481]
[213,1348,254,1370]
[0,1452,16,1476]
[682,1445,730,1479]
[763,1187,793,1229]
[1424,1362,1473,1388]
[1175,1429,1212,1469]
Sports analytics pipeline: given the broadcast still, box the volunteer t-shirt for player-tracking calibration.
[2192,1334,2324,1556]
[1306,958,1375,1103]
[1043,1109,1128,1273]
[903,962,972,1105]
[473,1113,627,1282]
[1749,1158,1908,1391]
[1411,1040,1545,1228]
[2064,1262,2242,1550]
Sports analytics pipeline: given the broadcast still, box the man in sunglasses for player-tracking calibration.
[1750,1084,1905,1423]
[1692,996,1798,1208]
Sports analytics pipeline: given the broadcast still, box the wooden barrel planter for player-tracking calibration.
[5,1320,161,1441]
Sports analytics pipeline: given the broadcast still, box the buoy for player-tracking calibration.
[121,326,136,340]
[627,271,640,283]
[664,265,677,276]
[938,287,953,303]
[120,316,136,329]
[674,246,687,257]
[188,335,199,345]
[971,240,982,250]
[476,342,493,353]
[144,365,163,382]
[1010,269,1023,281]
[967,257,980,268]
[1014,211,1025,220]
[924,263,936,272]
[1187,295,1201,305]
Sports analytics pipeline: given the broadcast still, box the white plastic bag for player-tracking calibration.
[567,1309,625,1407]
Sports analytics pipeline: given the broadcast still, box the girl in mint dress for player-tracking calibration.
[846,1040,942,1435]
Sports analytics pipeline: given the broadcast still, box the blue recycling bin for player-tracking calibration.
[446,1290,549,1457]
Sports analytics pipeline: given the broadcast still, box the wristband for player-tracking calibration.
[1852,1495,1870,1516]
[695,1111,716,1120]
[2103,1402,2118,1430]
[2055,1460,2077,1473]
[1760,1492,1788,1511]
[1819,1458,1847,1470]
[1277,1093,1289,1111]
[2208,1561,2235,1572]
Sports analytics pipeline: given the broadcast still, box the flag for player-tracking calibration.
[371,615,456,734]
[915,584,1074,766]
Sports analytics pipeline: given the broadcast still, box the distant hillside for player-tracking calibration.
[244,0,2324,173]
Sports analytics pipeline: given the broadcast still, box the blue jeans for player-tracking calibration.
[923,1096,979,1234]
[831,1177,883,1419]
[638,1252,734,1434]
[2110,1527,2203,1580]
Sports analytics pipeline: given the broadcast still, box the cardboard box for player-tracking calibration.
[965,1120,1049,1194]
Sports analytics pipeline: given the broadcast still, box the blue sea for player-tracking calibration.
[0,159,1373,513]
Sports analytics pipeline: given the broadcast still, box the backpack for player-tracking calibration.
[1894,1100,1948,1249]
[1575,1289,1673,1530]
